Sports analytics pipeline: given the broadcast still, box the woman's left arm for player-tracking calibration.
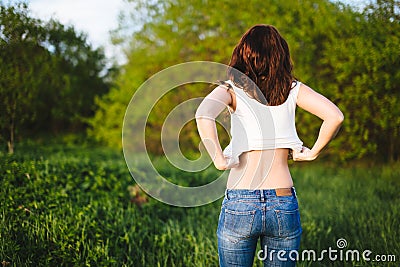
[195,85,232,170]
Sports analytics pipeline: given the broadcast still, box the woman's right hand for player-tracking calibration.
[292,146,319,161]
[214,154,228,170]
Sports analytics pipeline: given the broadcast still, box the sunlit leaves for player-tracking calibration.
[92,0,399,162]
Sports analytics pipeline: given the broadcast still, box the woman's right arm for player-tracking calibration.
[195,85,232,170]
[293,83,344,161]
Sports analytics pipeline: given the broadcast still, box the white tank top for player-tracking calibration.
[223,80,303,168]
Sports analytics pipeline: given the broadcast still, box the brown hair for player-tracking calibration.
[228,24,296,106]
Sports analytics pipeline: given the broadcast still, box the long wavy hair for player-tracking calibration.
[228,24,296,106]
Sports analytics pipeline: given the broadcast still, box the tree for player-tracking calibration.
[44,19,110,132]
[90,0,349,155]
[319,0,400,161]
[0,2,111,153]
[91,0,400,162]
[0,3,52,153]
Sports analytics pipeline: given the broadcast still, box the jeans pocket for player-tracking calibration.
[221,208,256,243]
[274,208,301,237]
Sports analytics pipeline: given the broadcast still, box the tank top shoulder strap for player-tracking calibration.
[289,81,301,103]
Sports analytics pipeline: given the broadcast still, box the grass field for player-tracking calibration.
[1,145,399,266]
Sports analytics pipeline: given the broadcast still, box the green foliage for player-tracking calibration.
[90,0,400,162]
[0,3,53,153]
[318,0,400,162]
[1,145,399,266]
[0,2,111,153]
[0,145,220,266]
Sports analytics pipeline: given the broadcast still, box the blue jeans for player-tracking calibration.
[217,188,302,267]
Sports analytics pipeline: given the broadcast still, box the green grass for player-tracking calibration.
[1,145,399,266]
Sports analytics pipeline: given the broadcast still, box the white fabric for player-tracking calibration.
[223,80,303,168]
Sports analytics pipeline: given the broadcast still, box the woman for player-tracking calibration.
[195,25,344,266]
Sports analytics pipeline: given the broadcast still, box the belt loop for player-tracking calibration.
[260,190,265,202]
[225,189,230,200]
[292,187,297,198]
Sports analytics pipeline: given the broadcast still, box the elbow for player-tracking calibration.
[195,110,209,126]
[195,116,214,127]
[337,110,344,125]
[195,110,204,124]
[325,110,344,127]
[195,116,202,126]
[195,108,214,123]
[334,110,344,128]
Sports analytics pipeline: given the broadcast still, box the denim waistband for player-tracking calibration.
[225,187,297,200]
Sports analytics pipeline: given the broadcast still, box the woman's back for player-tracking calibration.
[222,80,302,164]
[196,81,344,189]
[227,148,292,189]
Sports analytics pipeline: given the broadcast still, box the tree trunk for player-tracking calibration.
[7,140,14,154]
[8,101,16,154]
